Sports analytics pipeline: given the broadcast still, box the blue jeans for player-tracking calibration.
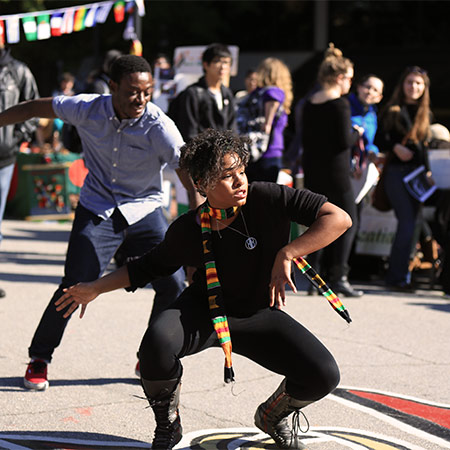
[384,163,421,285]
[0,163,15,243]
[28,204,185,362]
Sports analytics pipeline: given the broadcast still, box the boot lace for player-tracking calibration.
[151,400,181,450]
[291,409,310,437]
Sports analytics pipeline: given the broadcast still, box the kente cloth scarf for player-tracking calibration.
[200,202,239,383]
[293,256,352,323]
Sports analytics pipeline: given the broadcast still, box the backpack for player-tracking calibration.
[236,87,283,162]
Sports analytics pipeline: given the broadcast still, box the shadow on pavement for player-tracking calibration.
[0,376,140,391]
[408,301,450,313]
[0,431,150,449]
[4,229,70,243]
[0,273,62,284]
[0,254,65,266]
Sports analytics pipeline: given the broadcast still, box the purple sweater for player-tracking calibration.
[262,86,287,159]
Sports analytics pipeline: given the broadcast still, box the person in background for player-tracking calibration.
[54,129,351,450]
[170,43,236,142]
[151,53,175,114]
[348,74,384,176]
[153,53,171,71]
[245,57,293,183]
[0,42,40,298]
[0,55,200,390]
[301,43,364,297]
[376,66,432,292]
[52,72,75,97]
[85,49,123,94]
[234,68,258,103]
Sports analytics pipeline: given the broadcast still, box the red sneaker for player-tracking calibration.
[135,360,141,378]
[24,359,49,390]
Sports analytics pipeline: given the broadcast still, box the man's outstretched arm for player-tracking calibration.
[0,98,56,127]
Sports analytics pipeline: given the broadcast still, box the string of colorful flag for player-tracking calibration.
[0,0,145,45]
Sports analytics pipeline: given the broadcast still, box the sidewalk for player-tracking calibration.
[0,218,449,450]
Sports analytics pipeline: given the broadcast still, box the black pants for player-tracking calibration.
[139,291,340,401]
[306,188,358,278]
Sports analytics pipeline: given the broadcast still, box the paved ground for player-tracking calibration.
[0,218,449,449]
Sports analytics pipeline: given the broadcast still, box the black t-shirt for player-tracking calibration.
[127,181,327,317]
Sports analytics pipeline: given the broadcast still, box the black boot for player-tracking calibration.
[141,377,182,450]
[328,265,363,298]
[254,379,311,449]
[330,275,364,297]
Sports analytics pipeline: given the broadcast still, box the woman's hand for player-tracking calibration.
[394,143,414,161]
[269,251,297,309]
[353,125,365,136]
[55,282,99,319]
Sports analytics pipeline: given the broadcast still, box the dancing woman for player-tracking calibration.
[56,129,351,450]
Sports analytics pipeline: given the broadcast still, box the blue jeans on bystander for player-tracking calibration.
[384,163,421,286]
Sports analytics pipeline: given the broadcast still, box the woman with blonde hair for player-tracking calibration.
[245,57,293,183]
[376,66,432,291]
[302,43,364,297]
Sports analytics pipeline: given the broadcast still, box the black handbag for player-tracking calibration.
[372,156,392,212]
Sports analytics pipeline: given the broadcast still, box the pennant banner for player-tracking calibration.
[114,1,125,23]
[5,16,20,44]
[0,20,4,46]
[22,16,37,41]
[37,14,51,40]
[61,8,74,34]
[50,12,63,37]
[73,7,87,32]
[96,2,113,24]
[84,5,98,28]
[0,0,143,45]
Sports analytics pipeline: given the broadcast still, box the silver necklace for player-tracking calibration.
[215,210,258,250]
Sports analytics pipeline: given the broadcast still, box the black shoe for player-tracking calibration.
[331,276,364,297]
[307,285,318,296]
[0,288,5,298]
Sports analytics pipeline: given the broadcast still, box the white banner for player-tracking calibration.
[355,203,397,257]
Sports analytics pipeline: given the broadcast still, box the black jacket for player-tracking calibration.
[376,104,431,171]
[174,76,236,142]
[0,48,40,167]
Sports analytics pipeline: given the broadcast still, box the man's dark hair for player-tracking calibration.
[202,43,232,65]
[109,55,152,83]
[179,129,249,195]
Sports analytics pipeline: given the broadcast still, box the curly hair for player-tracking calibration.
[109,55,152,83]
[179,129,250,196]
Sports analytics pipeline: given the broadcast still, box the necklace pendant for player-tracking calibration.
[245,237,257,250]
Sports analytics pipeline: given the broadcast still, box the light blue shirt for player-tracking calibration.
[53,94,184,225]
